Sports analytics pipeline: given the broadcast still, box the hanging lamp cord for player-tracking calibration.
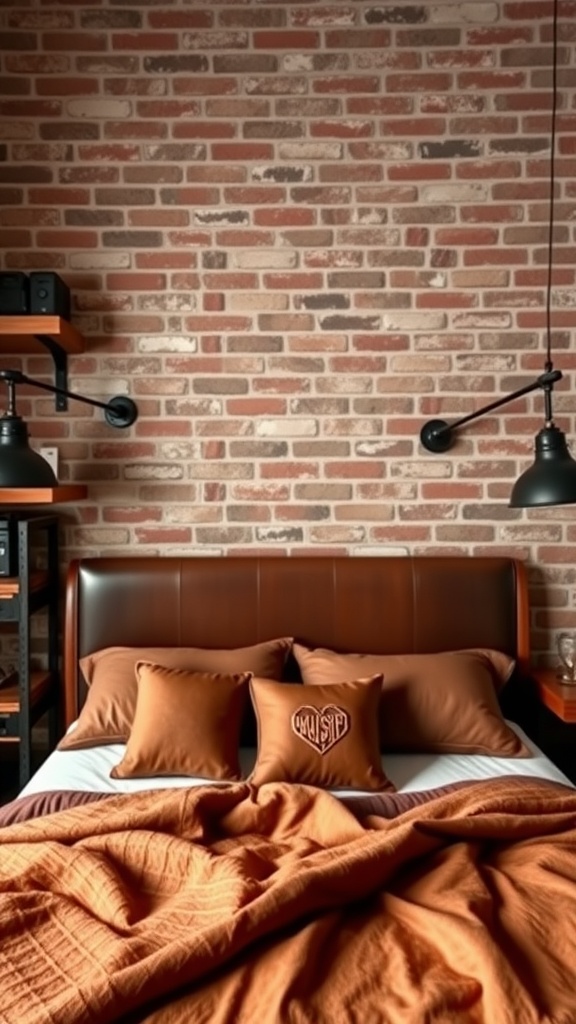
[544,0,559,421]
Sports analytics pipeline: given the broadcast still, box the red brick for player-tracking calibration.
[0,99,61,117]
[42,33,107,52]
[103,507,163,524]
[227,399,287,415]
[147,11,214,29]
[211,143,274,161]
[28,187,90,205]
[253,31,320,49]
[36,229,98,248]
[314,77,381,95]
[128,210,190,228]
[36,77,99,97]
[388,164,452,181]
[202,273,257,290]
[112,32,180,51]
[203,293,224,312]
[135,253,198,270]
[106,273,167,291]
[254,208,315,227]
[0,229,32,247]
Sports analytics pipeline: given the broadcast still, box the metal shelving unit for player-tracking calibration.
[0,514,60,788]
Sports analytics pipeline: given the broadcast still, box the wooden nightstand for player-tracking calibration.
[533,668,576,721]
[527,668,576,783]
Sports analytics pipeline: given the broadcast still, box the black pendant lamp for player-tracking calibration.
[421,0,576,509]
[508,0,576,508]
[0,369,137,489]
[0,376,59,487]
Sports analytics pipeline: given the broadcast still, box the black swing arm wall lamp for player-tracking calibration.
[419,367,576,508]
[419,0,576,510]
[420,368,563,454]
[0,368,138,489]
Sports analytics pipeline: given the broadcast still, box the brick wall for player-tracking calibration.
[1,0,576,663]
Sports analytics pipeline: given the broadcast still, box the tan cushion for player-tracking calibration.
[293,645,529,757]
[111,662,252,781]
[249,676,395,791]
[59,638,292,751]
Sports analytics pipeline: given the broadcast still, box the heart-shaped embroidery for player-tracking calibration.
[291,704,350,755]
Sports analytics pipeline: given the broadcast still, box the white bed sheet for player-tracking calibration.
[20,721,573,800]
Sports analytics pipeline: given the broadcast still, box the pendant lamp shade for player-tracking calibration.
[509,425,576,508]
[0,412,58,488]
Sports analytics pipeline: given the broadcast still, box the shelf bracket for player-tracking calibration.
[34,336,68,410]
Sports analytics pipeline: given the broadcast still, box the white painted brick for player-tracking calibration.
[356,440,406,456]
[137,335,198,352]
[392,461,452,478]
[279,142,343,160]
[309,526,367,542]
[160,443,203,459]
[183,30,248,50]
[228,293,289,311]
[165,506,223,523]
[420,184,488,203]
[67,99,132,118]
[452,312,513,328]
[253,164,314,182]
[256,419,317,437]
[124,465,185,480]
[69,376,132,398]
[235,250,298,269]
[351,545,410,557]
[381,312,448,330]
[140,294,197,312]
[70,253,131,269]
[431,3,498,24]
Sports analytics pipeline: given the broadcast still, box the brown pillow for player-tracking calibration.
[249,676,395,791]
[59,638,292,751]
[111,662,252,781]
[293,645,529,757]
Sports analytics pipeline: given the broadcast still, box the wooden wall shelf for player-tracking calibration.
[0,316,84,354]
[0,486,88,505]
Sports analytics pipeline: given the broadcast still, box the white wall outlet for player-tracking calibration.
[39,446,59,479]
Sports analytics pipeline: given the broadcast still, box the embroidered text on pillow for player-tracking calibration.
[291,704,350,754]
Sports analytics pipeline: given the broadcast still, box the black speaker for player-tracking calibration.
[29,271,71,320]
[0,272,29,314]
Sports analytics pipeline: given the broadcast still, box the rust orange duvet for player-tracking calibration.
[0,776,575,1024]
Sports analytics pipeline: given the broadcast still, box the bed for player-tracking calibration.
[1,554,576,1024]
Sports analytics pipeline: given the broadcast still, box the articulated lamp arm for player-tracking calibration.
[0,369,138,428]
[419,369,562,454]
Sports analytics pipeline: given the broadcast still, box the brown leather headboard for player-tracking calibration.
[63,555,530,728]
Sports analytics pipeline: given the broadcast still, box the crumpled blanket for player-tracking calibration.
[0,775,575,1024]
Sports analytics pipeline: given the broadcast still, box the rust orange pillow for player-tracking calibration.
[59,638,292,751]
[293,645,529,757]
[111,662,252,781]
[249,677,395,791]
